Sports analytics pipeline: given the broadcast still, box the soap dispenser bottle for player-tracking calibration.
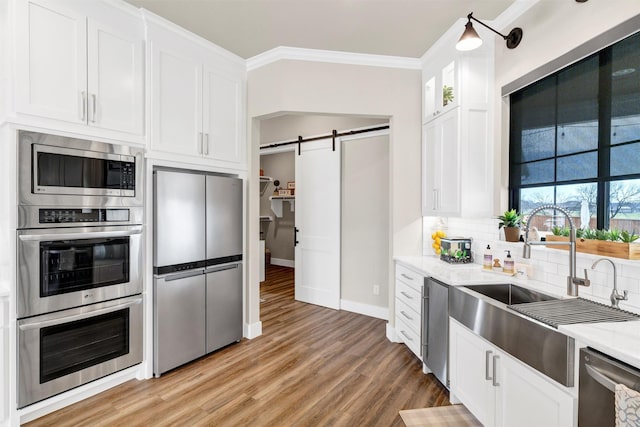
[483,245,493,270]
[503,250,515,274]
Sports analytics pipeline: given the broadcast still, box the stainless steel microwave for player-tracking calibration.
[18,131,143,211]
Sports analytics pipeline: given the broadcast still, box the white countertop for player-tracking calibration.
[560,321,640,368]
[394,255,640,370]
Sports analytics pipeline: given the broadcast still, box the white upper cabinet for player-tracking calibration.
[146,12,247,170]
[423,60,458,122]
[87,17,144,135]
[421,20,494,217]
[14,0,144,139]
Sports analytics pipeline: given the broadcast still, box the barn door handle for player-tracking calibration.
[294,227,299,246]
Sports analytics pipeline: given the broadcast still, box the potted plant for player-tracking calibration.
[498,209,523,242]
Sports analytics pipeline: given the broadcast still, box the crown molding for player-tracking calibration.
[246,46,421,71]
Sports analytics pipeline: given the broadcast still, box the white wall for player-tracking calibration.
[260,114,386,143]
[247,60,422,332]
[341,133,389,317]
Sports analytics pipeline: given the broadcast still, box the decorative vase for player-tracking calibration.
[504,227,521,242]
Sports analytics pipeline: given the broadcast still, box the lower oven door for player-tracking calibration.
[17,225,143,318]
[18,295,143,408]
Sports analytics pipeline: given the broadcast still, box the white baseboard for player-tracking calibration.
[386,322,401,343]
[244,321,263,339]
[340,299,388,320]
[19,365,140,424]
[270,258,294,268]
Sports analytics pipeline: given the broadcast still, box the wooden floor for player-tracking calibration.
[25,265,449,426]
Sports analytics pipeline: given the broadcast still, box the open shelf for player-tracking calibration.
[260,176,273,196]
[269,196,295,217]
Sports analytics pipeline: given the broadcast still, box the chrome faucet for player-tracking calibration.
[591,258,628,307]
[522,204,590,296]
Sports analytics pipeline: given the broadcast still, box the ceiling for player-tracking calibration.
[123,0,515,59]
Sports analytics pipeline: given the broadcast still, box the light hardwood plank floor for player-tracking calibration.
[24,265,449,426]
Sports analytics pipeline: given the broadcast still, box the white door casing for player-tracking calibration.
[294,137,341,310]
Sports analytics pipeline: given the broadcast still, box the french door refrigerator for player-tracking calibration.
[153,168,243,376]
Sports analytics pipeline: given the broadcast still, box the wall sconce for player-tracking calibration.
[456,12,523,51]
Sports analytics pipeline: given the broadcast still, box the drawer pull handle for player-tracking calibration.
[485,350,493,381]
[492,355,500,387]
[400,291,413,300]
[401,273,414,280]
[400,311,413,321]
[400,330,414,342]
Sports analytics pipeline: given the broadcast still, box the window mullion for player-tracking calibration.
[598,48,613,229]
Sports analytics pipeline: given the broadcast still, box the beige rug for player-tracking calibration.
[400,405,482,427]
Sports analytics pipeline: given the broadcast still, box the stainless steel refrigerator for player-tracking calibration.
[153,168,243,376]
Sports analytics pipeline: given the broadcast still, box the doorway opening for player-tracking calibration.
[257,113,390,319]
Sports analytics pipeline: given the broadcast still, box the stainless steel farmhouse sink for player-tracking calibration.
[450,285,575,386]
[464,283,558,305]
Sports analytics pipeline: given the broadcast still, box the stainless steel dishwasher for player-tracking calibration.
[422,277,449,388]
[579,347,640,427]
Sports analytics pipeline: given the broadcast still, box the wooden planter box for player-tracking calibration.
[545,235,640,260]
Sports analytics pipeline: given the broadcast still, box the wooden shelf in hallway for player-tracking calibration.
[24,264,450,427]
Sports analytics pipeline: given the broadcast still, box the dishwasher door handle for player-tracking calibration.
[585,363,617,392]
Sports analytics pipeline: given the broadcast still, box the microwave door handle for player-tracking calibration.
[18,227,143,241]
[18,299,142,331]
[585,363,617,392]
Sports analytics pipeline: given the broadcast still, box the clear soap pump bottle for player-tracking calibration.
[483,245,493,270]
[503,250,515,274]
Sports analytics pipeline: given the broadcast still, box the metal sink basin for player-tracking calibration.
[464,283,558,305]
[450,285,574,386]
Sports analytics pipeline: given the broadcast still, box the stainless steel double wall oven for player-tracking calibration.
[16,131,144,408]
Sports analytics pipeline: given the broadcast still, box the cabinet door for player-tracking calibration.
[449,320,495,426]
[496,354,575,427]
[422,110,460,216]
[87,18,144,135]
[423,60,458,123]
[202,66,244,164]
[150,35,203,157]
[15,0,87,123]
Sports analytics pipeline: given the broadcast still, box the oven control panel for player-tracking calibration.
[39,208,130,224]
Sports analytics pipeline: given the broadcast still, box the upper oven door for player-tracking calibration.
[17,225,143,318]
[18,130,143,208]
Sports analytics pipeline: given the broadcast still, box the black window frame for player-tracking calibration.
[509,31,640,230]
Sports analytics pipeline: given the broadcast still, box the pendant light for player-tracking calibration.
[456,13,523,51]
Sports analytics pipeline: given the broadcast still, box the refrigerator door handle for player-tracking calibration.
[206,264,240,274]
[162,269,205,282]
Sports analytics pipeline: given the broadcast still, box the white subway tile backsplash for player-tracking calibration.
[423,215,640,312]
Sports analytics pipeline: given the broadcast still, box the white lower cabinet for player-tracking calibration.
[450,319,575,427]
[394,263,423,360]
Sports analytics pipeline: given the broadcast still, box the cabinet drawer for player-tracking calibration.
[396,280,422,314]
[396,264,424,291]
[396,298,421,334]
[397,316,421,359]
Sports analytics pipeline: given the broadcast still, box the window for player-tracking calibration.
[510,31,640,232]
